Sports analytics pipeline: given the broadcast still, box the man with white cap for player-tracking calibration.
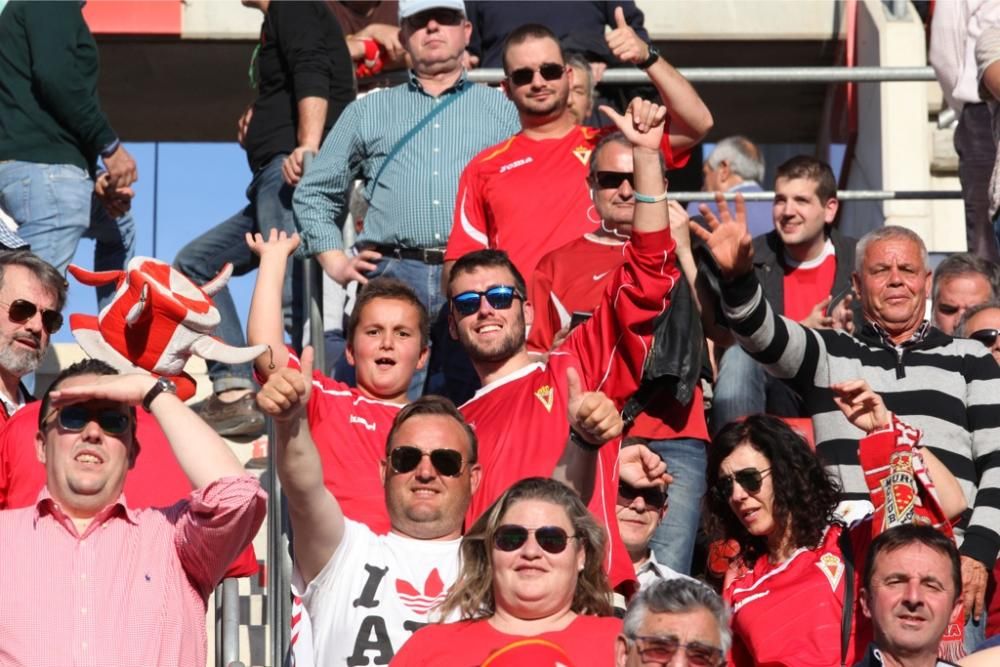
[294,0,520,398]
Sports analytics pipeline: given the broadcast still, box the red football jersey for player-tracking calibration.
[447,124,683,279]
[0,401,259,577]
[527,234,708,442]
[460,229,678,588]
[284,350,402,535]
[782,241,837,322]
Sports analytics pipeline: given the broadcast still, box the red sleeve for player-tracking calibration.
[0,403,46,509]
[526,252,561,353]
[445,158,490,261]
[562,228,677,404]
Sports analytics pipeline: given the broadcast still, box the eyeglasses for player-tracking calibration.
[404,8,464,30]
[507,62,566,87]
[618,481,667,509]
[450,285,524,317]
[595,171,635,190]
[629,634,725,667]
[388,445,464,477]
[969,328,1000,347]
[493,525,578,554]
[44,404,131,436]
[0,299,62,334]
[713,467,771,501]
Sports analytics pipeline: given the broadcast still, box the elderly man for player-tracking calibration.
[0,359,266,665]
[0,250,66,426]
[854,524,964,667]
[694,201,1000,649]
[616,578,730,667]
[294,0,520,397]
[689,135,772,239]
[931,253,999,335]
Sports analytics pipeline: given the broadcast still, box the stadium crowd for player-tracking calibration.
[5,0,1000,666]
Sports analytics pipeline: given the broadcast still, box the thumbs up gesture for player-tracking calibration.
[566,366,624,448]
[257,345,315,423]
[606,6,650,65]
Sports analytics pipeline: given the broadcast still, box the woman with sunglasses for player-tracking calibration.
[707,380,968,667]
[390,477,620,665]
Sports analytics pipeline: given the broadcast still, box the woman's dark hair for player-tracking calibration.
[705,415,841,564]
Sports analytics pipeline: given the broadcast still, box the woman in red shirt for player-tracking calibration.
[390,477,621,666]
[706,381,967,666]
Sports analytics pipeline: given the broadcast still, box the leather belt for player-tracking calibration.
[362,244,447,265]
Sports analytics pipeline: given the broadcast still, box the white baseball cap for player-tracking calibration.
[398,0,466,21]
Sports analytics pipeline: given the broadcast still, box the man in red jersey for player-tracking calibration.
[444,14,711,280]
[447,97,676,590]
[526,129,709,577]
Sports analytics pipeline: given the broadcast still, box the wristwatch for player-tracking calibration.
[637,44,660,70]
[142,376,177,412]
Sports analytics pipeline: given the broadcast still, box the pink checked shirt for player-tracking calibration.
[0,475,266,667]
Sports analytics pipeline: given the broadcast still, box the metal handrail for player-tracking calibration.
[671,189,962,203]
[366,65,938,87]
[220,577,241,666]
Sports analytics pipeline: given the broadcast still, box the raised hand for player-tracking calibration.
[830,292,856,334]
[619,443,673,489]
[598,96,667,150]
[567,366,623,447]
[831,379,890,434]
[688,192,754,280]
[799,295,834,329]
[605,6,650,65]
[246,228,301,260]
[257,345,314,423]
[48,372,157,408]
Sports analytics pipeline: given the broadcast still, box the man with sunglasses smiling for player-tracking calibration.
[0,358,266,666]
[447,96,679,592]
[0,250,66,427]
[446,17,711,281]
[294,0,520,397]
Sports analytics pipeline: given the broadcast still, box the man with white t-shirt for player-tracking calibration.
[709,155,858,434]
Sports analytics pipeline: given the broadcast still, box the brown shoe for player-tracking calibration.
[194,393,266,438]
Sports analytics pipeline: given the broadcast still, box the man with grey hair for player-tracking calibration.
[0,250,67,427]
[931,252,1000,334]
[689,135,771,238]
[694,207,1000,652]
[616,578,730,667]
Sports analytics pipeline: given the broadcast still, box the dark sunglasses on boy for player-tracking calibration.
[713,467,771,502]
[44,404,132,436]
[493,524,578,554]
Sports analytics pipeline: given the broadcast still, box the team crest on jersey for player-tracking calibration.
[817,552,845,591]
[881,450,918,529]
[535,385,555,412]
[572,145,593,165]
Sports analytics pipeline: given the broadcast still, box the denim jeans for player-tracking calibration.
[710,345,802,436]
[0,161,135,310]
[173,154,297,393]
[647,437,708,575]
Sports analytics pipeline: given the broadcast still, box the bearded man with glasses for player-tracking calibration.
[0,251,66,426]
[445,17,712,283]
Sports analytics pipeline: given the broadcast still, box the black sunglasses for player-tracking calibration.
[508,62,565,87]
[404,8,464,30]
[713,467,771,501]
[595,171,635,190]
[969,328,1000,347]
[629,635,725,667]
[493,524,578,554]
[1,299,62,334]
[451,285,523,317]
[389,445,464,477]
[45,404,131,436]
[618,481,667,509]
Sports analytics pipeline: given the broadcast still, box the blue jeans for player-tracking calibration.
[647,437,708,575]
[173,154,297,393]
[711,345,802,436]
[0,161,135,310]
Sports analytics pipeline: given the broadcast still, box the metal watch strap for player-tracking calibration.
[142,376,177,412]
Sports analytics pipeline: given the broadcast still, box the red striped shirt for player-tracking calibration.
[0,475,266,667]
